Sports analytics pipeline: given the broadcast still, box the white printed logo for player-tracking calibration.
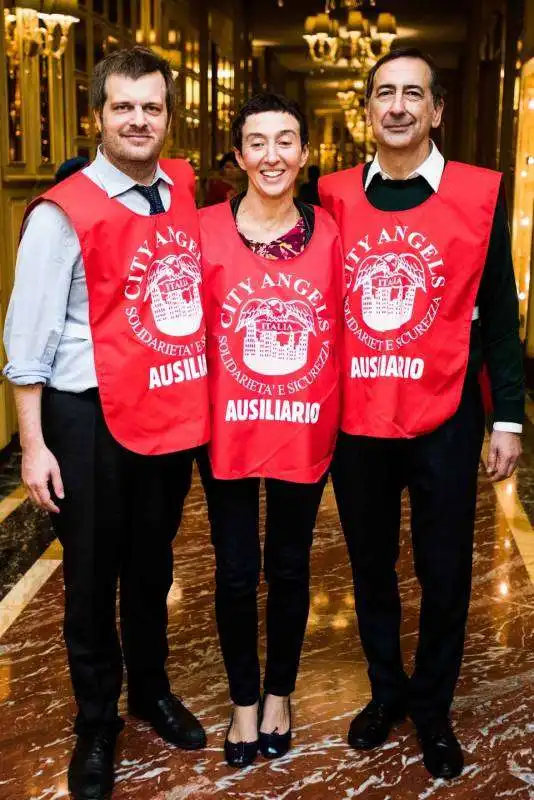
[123,227,206,371]
[344,225,446,353]
[217,270,332,399]
[144,253,203,336]
[236,298,316,376]
[355,252,426,333]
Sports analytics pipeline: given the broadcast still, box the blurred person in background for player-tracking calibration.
[55,156,89,183]
[298,164,320,205]
[204,151,242,205]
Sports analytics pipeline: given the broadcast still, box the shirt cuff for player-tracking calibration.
[493,421,523,434]
[3,360,51,385]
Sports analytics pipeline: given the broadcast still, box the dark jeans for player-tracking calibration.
[199,456,327,706]
[331,377,485,725]
[42,388,198,733]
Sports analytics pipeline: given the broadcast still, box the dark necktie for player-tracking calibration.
[134,181,165,215]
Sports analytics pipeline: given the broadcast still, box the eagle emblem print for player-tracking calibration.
[236,297,316,376]
[218,271,332,424]
[344,225,446,381]
[144,252,203,336]
[123,226,207,391]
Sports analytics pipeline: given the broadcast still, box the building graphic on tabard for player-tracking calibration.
[354,252,427,332]
[236,297,316,376]
[144,253,203,336]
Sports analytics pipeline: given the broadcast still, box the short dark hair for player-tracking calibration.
[90,46,176,117]
[232,92,309,152]
[219,152,238,170]
[55,156,89,183]
[366,47,446,108]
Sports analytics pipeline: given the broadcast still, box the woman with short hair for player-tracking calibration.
[199,93,343,768]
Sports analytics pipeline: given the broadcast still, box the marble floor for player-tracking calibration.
[0,435,534,799]
[0,440,22,503]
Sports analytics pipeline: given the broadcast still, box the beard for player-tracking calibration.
[101,128,167,165]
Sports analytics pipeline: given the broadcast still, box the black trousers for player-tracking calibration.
[199,456,327,706]
[331,377,485,725]
[42,388,197,733]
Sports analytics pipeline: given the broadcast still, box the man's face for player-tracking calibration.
[367,57,443,151]
[94,72,170,165]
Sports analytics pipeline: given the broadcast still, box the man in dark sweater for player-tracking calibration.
[319,47,524,780]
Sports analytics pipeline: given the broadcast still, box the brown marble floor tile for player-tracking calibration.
[0,443,22,504]
[0,473,533,799]
[0,501,55,602]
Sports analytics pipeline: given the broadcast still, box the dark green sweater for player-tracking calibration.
[363,165,524,426]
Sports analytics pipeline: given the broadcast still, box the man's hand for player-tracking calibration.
[13,384,64,513]
[486,430,522,482]
[22,443,64,513]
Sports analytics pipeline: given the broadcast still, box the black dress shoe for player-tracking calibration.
[259,697,292,759]
[348,699,406,750]
[129,693,206,750]
[416,718,464,779]
[68,725,121,800]
[224,714,258,768]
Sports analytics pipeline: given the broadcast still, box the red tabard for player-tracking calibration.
[199,202,344,482]
[25,160,210,455]
[319,161,501,438]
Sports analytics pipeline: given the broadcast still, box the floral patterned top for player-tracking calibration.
[239,217,307,261]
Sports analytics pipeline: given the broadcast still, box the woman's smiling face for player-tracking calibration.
[235,111,309,199]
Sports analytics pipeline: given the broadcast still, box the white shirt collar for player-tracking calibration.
[91,145,174,199]
[364,140,445,193]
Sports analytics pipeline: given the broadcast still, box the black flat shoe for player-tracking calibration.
[259,697,292,759]
[348,699,406,750]
[129,693,206,750]
[68,723,122,800]
[416,718,464,779]
[224,713,258,768]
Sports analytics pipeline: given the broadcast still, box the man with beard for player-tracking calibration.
[320,48,524,779]
[4,47,209,799]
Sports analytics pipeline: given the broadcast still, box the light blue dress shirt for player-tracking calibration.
[3,148,173,391]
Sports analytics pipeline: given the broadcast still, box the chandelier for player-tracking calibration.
[337,77,365,110]
[4,7,79,77]
[343,103,366,144]
[337,79,371,150]
[303,0,397,69]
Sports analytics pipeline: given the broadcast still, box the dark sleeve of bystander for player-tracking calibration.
[477,181,525,426]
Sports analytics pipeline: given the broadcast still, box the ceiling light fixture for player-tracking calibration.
[304,0,397,70]
[4,6,78,76]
